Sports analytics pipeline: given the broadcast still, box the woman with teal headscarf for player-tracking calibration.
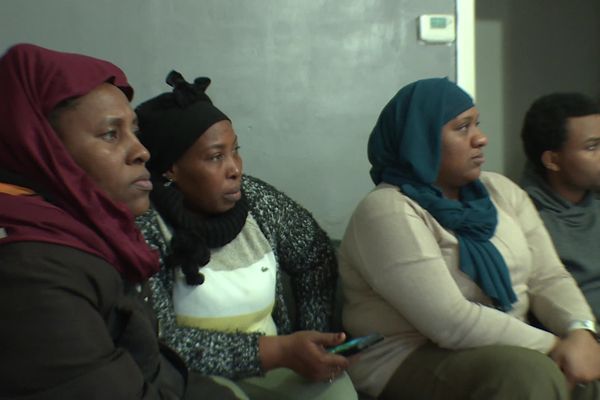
[338,78,600,400]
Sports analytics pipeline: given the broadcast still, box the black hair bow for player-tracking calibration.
[165,70,212,108]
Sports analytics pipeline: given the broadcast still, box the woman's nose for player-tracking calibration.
[473,129,488,148]
[128,134,150,165]
[227,156,242,178]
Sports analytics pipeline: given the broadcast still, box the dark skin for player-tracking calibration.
[51,83,152,217]
[167,120,243,216]
[542,114,600,204]
[435,107,487,199]
[550,330,600,388]
[166,120,350,381]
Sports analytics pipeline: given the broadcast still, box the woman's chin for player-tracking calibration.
[128,197,151,217]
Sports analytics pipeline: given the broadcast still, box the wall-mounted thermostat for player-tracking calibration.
[418,14,455,44]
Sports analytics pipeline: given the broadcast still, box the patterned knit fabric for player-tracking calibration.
[136,175,337,378]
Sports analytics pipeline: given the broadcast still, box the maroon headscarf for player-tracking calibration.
[0,43,159,282]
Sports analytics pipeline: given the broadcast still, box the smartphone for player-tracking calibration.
[327,333,384,357]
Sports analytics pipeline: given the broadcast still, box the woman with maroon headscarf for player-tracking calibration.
[0,43,244,400]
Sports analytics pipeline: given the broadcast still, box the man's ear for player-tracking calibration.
[541,150,560,172]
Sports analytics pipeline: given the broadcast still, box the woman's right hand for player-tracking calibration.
[259,331,350,382]
[550,330,600,386]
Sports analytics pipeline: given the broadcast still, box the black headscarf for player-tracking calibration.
[137,71,230,176]
[137,71,247,285]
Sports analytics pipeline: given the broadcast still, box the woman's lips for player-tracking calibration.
[224,190,242,202]
[472,154,485,166]
[133,178,153,191]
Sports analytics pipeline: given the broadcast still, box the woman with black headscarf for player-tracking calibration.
[339,77,600,399]
[0,43,241,400]
[135,71,357,400]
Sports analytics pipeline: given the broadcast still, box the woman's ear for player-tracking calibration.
[163,165,177,182]
[541,150,560,172]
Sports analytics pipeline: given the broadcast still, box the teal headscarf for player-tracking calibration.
[368,77,517,311]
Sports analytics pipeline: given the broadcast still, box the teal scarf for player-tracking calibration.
[368,77,517,311]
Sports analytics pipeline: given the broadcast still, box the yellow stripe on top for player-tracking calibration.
[176,301,277,334]
[0,182,35,196]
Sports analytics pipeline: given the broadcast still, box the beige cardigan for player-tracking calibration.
[339,172,594,397]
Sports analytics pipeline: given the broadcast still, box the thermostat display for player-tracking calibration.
[418,14,456,44]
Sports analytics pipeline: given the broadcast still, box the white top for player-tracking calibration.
[158,213,278,335]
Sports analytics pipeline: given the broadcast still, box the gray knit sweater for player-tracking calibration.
[136,175,337,379]
[521,165,600,321]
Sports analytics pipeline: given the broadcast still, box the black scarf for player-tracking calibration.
[151,179,249,285]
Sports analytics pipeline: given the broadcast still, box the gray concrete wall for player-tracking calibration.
[1,0,456,238]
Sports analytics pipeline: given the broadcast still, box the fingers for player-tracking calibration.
[315,362,347,383]
[313,332,350,369]
[309,331,346,347]
[346,352,362,366]
[301,355,345,382]
[320,352,351,376]
[287,331,351,381]
[551,332,600,384]
[327,365,344,383]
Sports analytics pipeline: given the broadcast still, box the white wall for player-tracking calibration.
[1,0,456,238]
[456,0,476,100]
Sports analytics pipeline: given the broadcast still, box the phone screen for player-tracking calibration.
[327,333,384,356]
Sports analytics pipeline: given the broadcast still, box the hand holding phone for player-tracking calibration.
[327,333,384,357]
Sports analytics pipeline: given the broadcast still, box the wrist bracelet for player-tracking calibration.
[568,319,598,334]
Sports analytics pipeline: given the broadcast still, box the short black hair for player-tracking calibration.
[521,93,600,174]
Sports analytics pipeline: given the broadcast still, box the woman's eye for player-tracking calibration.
[209,153,224,161]
[233,145,241,153]
[101,131,118,141]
